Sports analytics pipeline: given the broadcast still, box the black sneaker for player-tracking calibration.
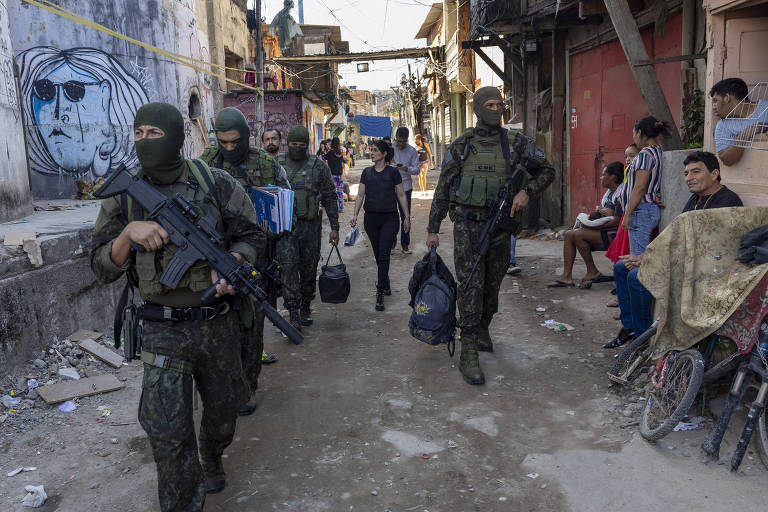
[603,328,635,349]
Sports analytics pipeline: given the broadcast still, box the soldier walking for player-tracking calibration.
[199,107,287,416]
[277,125,340,332]
[426,87,555,385]
[90,102,265,509]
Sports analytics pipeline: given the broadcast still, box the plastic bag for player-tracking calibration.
[344,226,364,246]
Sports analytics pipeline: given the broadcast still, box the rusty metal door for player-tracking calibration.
[568,13,683,222]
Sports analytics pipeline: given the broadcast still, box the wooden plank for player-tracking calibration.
[78,339,123,368]
[474,47,513,90]
[602,0,683,149]
[66,329,103,342]
[37,374,124,405]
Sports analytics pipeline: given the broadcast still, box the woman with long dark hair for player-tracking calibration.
[350,140,410,311]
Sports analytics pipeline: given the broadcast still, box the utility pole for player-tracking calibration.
[298,0,304,23]
[255,0,264,145]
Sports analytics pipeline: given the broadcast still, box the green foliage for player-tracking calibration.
[681,89,704,148]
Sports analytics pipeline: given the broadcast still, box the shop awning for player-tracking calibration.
[353,115,392,137]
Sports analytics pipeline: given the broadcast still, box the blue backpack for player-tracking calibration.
[408,248,457,355]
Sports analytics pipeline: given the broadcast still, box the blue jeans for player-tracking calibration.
[614,260,653,333]
[628,202,661,256]
[509,235,517,265]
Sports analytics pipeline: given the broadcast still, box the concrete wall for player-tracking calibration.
[660,149,696,230]
[9,0,229,199]
[0,0,32,222]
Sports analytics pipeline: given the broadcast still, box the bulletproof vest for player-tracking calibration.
[200,147,276,190]
[449,128,514,208]
[119,159,224,298]
[279,153,321,220]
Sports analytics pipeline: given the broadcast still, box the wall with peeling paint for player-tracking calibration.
[0,0,32,222]
[8,0,245,199]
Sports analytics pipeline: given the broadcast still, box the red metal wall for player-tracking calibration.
[568,13,683,221]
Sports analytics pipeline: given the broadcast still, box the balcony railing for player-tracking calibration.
[469,0,519,40]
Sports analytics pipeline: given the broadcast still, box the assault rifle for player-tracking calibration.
[95,165,304,345]
[461,183,520,292]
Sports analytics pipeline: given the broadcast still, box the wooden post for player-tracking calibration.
[550,29,567,226]
[603,0,683,149]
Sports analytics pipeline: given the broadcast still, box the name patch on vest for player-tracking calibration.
[476,164,494,171]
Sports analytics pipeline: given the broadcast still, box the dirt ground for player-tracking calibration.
[1,163,767,511]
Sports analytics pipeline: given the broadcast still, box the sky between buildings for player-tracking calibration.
[258,0,434,92]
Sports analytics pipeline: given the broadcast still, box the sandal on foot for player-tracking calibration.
[262,352,278,364]
[578,278,594,289]
[547,280,574,288]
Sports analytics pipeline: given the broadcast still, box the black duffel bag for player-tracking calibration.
[318,244,350,303]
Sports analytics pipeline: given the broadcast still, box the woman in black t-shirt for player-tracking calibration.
[351,140,410,311]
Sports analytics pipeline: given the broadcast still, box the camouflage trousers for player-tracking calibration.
[241,308,265,392]
[138,312,249,512]
[453,218,511,331]
[277,217,322,307]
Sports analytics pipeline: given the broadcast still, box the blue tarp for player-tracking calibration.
[353,115,392,137]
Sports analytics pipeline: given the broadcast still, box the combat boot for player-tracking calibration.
[458,334,485,385]
[477,317,494,352]
[239,390,258,416]
[202,458,226,494]
[300,300,313,326]
[288,306,302,333]
[375,287,385,311]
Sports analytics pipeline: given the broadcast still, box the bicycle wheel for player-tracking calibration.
[640,349,705,442]
[755,400,768,470]
[608,326,657,386]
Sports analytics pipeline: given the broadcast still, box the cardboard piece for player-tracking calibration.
[3,232,37,246]
[37,374,124,404]
[66,329,103,342]
[78,338,123,368]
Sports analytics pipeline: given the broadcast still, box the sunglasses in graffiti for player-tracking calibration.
[32,79,101,102]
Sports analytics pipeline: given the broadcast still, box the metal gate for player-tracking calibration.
[568,13,683,222]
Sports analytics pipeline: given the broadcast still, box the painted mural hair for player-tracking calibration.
[633,116,670,138]
[18,46,149,176]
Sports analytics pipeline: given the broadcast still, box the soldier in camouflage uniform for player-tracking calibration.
[90,103,265,510]
[199,107,288,416]
[277,125,340,332]
[426,87,555,385]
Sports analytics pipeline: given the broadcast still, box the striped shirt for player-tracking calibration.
[624,145,662,205]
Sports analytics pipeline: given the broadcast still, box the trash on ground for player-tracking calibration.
[566,410,575,416]
[37,374,124,404]
[57,367,80,381]
[536,306,547,312]
[541,319,575,331]
[97,409,112,423]
[422,453,429,459]
[21,485,47,507]
[447,440,458,448]
[673,421,698,432]
[525,473,539,479]
[1,395,22,408]
[58,401,77,412]
[26,379,40,391]
[7,467,37,477]
[78,338,122,368]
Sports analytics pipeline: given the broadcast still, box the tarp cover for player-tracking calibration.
[354,115,392,137]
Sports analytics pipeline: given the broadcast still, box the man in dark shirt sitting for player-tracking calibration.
[681,151,743,211]
[603,150,744,349]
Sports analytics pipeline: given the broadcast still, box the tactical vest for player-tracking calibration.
[279,154,321,221]
[118,159,224,298]
[200,147,277,190]
[449,128,509,208]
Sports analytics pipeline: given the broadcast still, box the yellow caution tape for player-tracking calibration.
[23,0,262,94]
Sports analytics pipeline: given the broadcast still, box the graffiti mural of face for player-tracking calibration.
[32,62,115,175]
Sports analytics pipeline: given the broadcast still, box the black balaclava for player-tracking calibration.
[214,107,250,163]
[473,86,504,132]
[287,125,310,162]
[133,102,185,185]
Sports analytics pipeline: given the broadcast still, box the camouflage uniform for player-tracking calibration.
[90,161,265,511]
[199,146,289,394]
[428,127,554,383]
[276,153,339,317]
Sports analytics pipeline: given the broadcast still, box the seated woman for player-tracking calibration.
[549,161,624,289]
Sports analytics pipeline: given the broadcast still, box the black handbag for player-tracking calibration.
[318,244,350,303]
